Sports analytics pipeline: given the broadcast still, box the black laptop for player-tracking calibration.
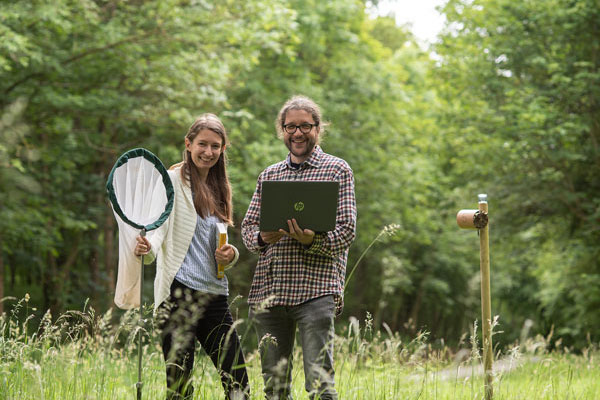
[259,181,339,232]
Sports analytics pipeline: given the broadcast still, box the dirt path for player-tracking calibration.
[411,355,539,381]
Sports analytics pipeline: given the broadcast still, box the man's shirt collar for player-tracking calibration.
[283,145,323,170]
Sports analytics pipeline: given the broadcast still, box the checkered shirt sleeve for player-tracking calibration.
[241,146,357,314]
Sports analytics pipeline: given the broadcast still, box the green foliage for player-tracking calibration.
[436,0,600,346]
[1,0,599,350]
[0,0,294,314]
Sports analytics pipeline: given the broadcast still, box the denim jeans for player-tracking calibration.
[157,279,249,400]
[249,295,337,400]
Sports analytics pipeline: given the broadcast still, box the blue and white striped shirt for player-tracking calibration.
[175,214,228,295]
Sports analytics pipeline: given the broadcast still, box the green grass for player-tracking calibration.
[1,298,598,399]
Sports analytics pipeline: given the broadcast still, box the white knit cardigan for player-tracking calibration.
[143,166,239,311]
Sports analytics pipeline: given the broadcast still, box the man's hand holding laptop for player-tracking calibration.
[260,218,315,246]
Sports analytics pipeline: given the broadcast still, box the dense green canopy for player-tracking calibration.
[1,0,598,349]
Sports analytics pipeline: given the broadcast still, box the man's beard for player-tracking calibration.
[286,137,316,159]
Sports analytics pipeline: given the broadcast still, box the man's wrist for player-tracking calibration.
[301,236,315,247]
[304,233,322,251]
[257,232,267,247]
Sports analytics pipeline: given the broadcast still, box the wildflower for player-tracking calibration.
[258,333,278,351]
[23,361,41,373]
[382,223,401,237]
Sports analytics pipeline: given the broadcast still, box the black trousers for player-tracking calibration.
[157,279,249,399]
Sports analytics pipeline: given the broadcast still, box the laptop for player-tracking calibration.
[259,181,339,232]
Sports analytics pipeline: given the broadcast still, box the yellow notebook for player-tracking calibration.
[216,223,227,279]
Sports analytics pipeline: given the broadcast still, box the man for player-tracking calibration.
[242,95,357,400]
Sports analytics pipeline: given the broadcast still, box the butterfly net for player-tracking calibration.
[106,148,174,309]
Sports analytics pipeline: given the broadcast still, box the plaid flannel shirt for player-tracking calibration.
[242,146,357,315]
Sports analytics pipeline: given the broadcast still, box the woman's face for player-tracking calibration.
[185,129,225,173]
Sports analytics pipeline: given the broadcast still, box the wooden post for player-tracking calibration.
[478,194,493,400]
[457,193,493,400]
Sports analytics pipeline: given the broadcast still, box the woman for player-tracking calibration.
[134,114,248,400]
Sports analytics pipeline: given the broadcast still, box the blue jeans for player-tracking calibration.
[249,295,337,400]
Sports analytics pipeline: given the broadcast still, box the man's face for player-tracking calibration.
[283,109,319,164]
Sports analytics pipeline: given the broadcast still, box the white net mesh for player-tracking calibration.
[109,155,171,309]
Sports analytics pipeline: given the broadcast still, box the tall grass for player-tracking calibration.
[1,296,598,399]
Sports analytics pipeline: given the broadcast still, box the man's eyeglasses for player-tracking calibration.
[283,123,318,134]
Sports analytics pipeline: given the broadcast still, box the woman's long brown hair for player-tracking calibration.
[181,113,233,225]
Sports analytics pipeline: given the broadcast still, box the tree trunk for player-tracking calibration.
[0,231,4,315]
[89,228,100,310]
[43,252,59,316]
[104,202,116,307]
[373,300,386,330]
[408,288,423,333]
[40,131,56,315]
[9,254,15,290]
[97,122,117,310]
[408,269,431,334]
[56,235,81,309]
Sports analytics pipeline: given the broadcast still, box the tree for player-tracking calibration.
[435,0,600,346]
[0,98,39,315]
[0,0,293,313]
